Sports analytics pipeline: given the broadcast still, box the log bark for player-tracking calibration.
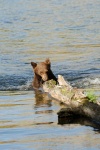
[42,75,100,127]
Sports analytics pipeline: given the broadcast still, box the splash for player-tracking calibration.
[83,78,100,86]
[0,75,32,91]
[0,74,100,91]
[88,78,100,85]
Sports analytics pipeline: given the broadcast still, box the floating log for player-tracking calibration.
[42,75,100,126]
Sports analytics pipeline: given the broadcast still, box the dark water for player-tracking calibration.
[0,0,100,149]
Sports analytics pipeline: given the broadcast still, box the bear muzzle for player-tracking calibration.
[41,74,48,81]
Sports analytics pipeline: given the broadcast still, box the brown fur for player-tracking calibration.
[31,58,57,89]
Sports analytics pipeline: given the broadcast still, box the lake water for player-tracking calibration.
[0,0,100,149]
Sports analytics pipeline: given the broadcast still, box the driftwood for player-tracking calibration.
[42,75,100,127]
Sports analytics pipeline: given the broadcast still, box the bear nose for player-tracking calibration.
[42,74,48,81]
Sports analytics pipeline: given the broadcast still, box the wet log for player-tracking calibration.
[43,75,100,126]
[57,102,100,127]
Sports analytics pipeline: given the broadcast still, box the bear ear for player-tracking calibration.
[31,62,37,68]
[45,58,50,64]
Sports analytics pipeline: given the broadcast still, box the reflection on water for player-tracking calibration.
[0,90,100,150]
[34,90,52,108]
[0,0,100,149]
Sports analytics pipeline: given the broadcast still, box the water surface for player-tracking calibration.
[0,0,100,149]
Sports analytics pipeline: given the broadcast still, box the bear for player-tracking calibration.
[31,58,57,89]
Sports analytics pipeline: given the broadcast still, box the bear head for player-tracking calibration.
[31,58,51,82]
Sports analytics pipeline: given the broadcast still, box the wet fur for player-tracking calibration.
[31,58,57,89]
